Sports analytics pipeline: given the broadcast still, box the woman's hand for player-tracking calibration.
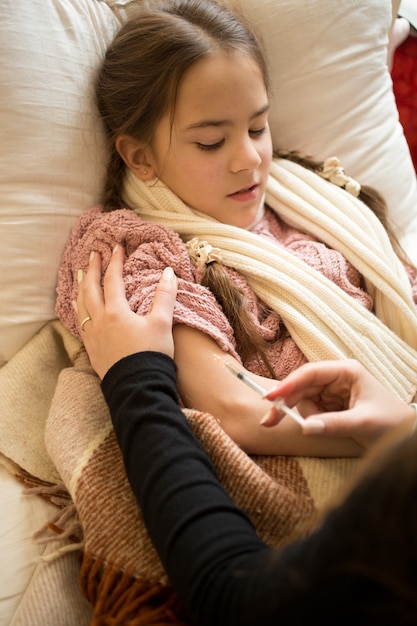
[74,245,178,379]
[262,359,416,448]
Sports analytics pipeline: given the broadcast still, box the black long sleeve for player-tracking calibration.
[101,352,316,625]
[101,352,417,626]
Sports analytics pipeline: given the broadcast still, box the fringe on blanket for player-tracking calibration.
[20,466,192,624]
[80,553,191,626]
[22,478,84,561]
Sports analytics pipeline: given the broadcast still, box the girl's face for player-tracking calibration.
[145,51,273,229]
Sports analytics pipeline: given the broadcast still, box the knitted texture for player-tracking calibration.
[122,158,417,401]
[55,207,240,359]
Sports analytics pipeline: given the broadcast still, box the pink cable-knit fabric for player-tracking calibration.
[55,205,380,381]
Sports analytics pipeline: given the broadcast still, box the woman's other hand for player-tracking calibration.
[74,245,178,379]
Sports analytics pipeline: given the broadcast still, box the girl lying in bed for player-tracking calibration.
[56,0,417,458]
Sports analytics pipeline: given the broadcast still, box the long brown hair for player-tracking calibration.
[96,0,279,371]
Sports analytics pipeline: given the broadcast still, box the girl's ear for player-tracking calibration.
[115,135,156,181]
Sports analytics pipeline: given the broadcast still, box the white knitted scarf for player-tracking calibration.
[123,158,417,401]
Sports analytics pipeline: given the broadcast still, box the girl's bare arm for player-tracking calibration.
[173,324,363,457]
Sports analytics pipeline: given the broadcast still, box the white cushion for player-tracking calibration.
[0,0,121,367]
[239,0,417,260]
[399,0,417,29]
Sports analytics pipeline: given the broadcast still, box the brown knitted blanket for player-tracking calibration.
[0,320,359,625]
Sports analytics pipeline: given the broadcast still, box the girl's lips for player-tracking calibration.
[228,184,259,202]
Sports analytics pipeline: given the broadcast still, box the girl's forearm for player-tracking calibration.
[173,325,363,457]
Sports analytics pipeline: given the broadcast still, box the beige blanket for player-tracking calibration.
[0,320,359,625]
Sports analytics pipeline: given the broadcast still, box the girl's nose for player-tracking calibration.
[229,138,262,172]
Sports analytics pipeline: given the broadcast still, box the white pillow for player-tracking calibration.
[0,0,121,367]
[1,0,416,369]
[399,0,417,29]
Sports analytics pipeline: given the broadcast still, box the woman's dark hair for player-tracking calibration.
[294,427,417,624]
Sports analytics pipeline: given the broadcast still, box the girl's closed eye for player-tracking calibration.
[196,128,266,151]
[196,139,225,151]
[250,127,266,137]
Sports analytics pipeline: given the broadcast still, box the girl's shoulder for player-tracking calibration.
[79,205,181,235]
[73,205,189,253]
[56,206,197,338]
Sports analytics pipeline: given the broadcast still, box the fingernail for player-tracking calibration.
[303,419,325,435]
[260,408,274,426]
[112,244,119,255]
[162,266,175,281]
[89,250,95,262]
[77,269,84,284]
[71,300,78,313]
